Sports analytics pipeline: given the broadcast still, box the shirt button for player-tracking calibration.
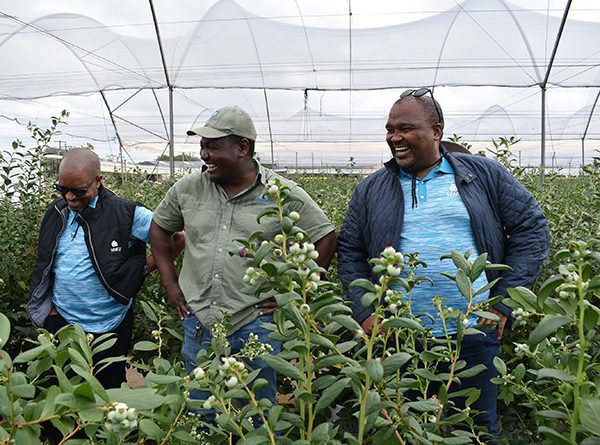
[214,273,220,278]
[218,248,223,252]
[212,301,218,305]
[226,202,231,206]
[222,225,227,230]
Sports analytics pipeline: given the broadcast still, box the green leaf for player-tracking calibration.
[535,410,568,420]
[72,382,96,401]
[145,374,182,385]
[281,216,293,234]
[450,250,471,273]
[313,355,354,371]
[10,383,35,399]
[330,314,362,332]
[274,292,302,307]
[350,278,376,293]
[309,333,336,350]
[364,359,384,383]
[172,430,197,442]
[381,317,424,331]
[14,344,53,364]
[513,363,526,381]
[311,422,331,442]
[68,347,91,369]
[536,368,575,383]
[256,206,278,223]
[360,292,378,308]
[456,364,487,379]
[469,253,488,281]
[588,276,600,291]
[239,435,271,445]
[0,313,10,349]
[382,352,411,375]
[106,388,166,410]
[420,350,443,362]
[580,397,600,435]
[314,377,351,415]
[455,269,472,299]
[140,300,158,322]
[139,418,165,442]
[254,242,274,264]
[537,426,570,444]
[473,278,501,297]
[262,355,304,381]
[133,340,159,351]
[537,275,565,306]
[404,399,441,412]
[507,287,539,312]
[493,356,507,376]
[529,315,572,348]
[414,368,443,382]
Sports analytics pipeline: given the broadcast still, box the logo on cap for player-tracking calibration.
[207,111,220,124]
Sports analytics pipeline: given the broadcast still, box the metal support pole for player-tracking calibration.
[149,0,175,176]
[100,91,125,177]
[541,87,546,183]
[169,86,175,177]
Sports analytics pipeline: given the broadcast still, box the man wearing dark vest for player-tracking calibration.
[28,148,180,388]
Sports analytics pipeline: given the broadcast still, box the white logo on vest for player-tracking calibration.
[110,239,122,253]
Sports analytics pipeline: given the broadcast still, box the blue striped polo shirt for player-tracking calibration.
[395,156,489,336]
[52,196,153,332]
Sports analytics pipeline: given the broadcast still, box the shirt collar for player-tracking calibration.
[88,195,99,209]
[399,154,453,180]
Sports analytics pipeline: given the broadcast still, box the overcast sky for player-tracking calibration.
[1,0,599,169]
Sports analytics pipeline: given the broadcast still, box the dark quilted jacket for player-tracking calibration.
[337,149,551,326]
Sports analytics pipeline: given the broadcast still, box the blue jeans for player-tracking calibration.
[181,313,281,423]
[445,328,500,437]
[407,328,500,437]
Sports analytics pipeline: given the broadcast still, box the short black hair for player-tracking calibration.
[229,134,255,157]
[396,95,444,130]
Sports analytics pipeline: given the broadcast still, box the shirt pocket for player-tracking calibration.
[182,207,218,244]
[233,210,281,242]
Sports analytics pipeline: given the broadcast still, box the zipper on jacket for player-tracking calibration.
[455,175,488,265]
[29,205,68,325]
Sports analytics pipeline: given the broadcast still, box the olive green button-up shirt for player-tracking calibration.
[153,162,334,333]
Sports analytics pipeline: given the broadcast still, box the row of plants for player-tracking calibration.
[0,114,598,444]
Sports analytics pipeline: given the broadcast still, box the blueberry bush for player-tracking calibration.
[0,116,598,444]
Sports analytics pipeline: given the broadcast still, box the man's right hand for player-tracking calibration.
[167,287,190,320]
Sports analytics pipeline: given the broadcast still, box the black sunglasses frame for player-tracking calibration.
[54,177,97,198]
[400,87,443,124]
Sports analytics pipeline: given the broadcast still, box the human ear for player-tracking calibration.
[238,138,250,157]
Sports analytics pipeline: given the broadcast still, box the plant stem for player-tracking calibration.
[570,261,586,445]
[159,399,187,445]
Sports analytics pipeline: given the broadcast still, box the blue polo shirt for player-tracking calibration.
[395,157,489,336]
[52,196,152,332]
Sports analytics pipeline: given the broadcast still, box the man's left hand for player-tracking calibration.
[255,299,277,316]
[478,307,508,339]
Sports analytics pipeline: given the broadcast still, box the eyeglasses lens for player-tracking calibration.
[54,183,89,197]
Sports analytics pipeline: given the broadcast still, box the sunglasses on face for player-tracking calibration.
[400,87,443,124]
[53,178,97,198]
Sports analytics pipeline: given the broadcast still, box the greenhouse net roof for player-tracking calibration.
[1,0,599,168]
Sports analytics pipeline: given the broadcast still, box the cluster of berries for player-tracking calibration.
[105,402,138,434]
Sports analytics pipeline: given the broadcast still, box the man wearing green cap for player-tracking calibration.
[150,106,337,420]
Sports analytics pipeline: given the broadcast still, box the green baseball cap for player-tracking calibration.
[187,106,256,141]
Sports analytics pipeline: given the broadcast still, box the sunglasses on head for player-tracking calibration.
[54,178,97,198]
[400,87,443,124]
